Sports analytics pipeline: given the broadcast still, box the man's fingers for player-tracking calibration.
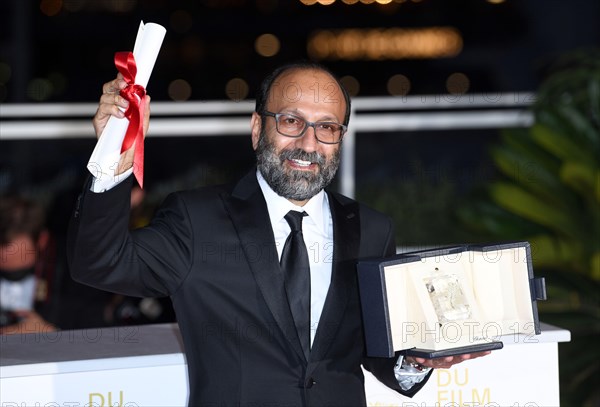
[92,100,124,137]
[467,351,491,359]
[102,77,127,94]
[95,100,125,120]
[99,92,129,110]
[95,92,130,123]
[413,352,491,369]
[94,75,150,141]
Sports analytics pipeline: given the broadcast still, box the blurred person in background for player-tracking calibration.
[0,193,171,335]
[0,195,57,334]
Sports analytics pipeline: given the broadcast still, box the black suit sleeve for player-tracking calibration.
[67,175,193,298]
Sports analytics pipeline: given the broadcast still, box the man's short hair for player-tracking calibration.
[255,61,352,126]
[0,196,46,245]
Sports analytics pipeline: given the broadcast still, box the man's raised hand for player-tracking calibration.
[92,74,151,175]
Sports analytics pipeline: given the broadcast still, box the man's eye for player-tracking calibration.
[283,117,300,125]
[318,123,334,131]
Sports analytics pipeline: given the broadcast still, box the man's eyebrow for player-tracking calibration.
[281,109,340,123]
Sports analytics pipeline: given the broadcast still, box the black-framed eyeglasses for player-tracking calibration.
[262,111,347,145]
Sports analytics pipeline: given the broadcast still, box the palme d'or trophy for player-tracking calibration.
[423,267,472,325]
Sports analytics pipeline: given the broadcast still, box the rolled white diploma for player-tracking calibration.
[87,21,166,192]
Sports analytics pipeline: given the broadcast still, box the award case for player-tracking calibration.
[357,242,547,358]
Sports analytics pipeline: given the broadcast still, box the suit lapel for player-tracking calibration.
[221,171,307,363]
[310,192,361,361]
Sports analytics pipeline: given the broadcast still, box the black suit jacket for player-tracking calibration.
[68,170,430,407]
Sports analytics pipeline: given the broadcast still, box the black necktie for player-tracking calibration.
[280,210,311,360]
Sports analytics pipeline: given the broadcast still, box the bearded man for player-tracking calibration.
[68,62,487,407]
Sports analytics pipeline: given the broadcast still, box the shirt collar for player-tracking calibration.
[256,169,329,233]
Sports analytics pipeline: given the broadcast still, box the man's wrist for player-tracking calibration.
[394,355,432,391]
[91,167,133,193]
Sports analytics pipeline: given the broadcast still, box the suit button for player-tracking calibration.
[305,378,316,388]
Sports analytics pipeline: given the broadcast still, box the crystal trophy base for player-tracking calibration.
[424,271,471,324]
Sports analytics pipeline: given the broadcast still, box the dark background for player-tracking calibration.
[1,0,599,103]
[2,0,598,207]
[0,0,600,242]
[1,0,599,242]
[1,1,599,404]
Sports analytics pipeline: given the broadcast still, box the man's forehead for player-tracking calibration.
[266,68,345,114]
[272,68,339,91]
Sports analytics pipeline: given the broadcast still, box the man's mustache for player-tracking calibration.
[279,148,326,166]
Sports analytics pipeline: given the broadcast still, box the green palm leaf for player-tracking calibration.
[490,145,572,207]
[531,123,595,166]
[560,162,600,203]
[489,182,581,239]
[526,234,582,269]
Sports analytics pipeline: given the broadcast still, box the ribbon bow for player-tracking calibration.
[115,51,146,188]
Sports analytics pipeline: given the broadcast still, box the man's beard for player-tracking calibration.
[256,129,341,201]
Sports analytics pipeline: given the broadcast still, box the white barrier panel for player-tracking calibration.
[0,325,189,407]
[0,323,568,407]
[364,329,568,406]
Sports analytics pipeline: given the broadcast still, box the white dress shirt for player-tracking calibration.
[256,170,333,347]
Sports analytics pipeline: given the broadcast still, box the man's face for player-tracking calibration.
[0,235,37,271]
[251,68,346,204]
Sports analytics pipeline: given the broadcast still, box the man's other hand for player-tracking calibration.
[407,351,492,370]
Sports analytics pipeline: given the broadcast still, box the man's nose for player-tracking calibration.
[296,125,319,152]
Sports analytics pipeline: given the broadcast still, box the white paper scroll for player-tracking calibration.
[87,21,166,192]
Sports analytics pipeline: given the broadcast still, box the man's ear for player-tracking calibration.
[250,112,261,151]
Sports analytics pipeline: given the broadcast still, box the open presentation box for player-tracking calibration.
[357,242,547,358]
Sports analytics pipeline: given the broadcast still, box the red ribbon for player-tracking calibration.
[115,51,146,188]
